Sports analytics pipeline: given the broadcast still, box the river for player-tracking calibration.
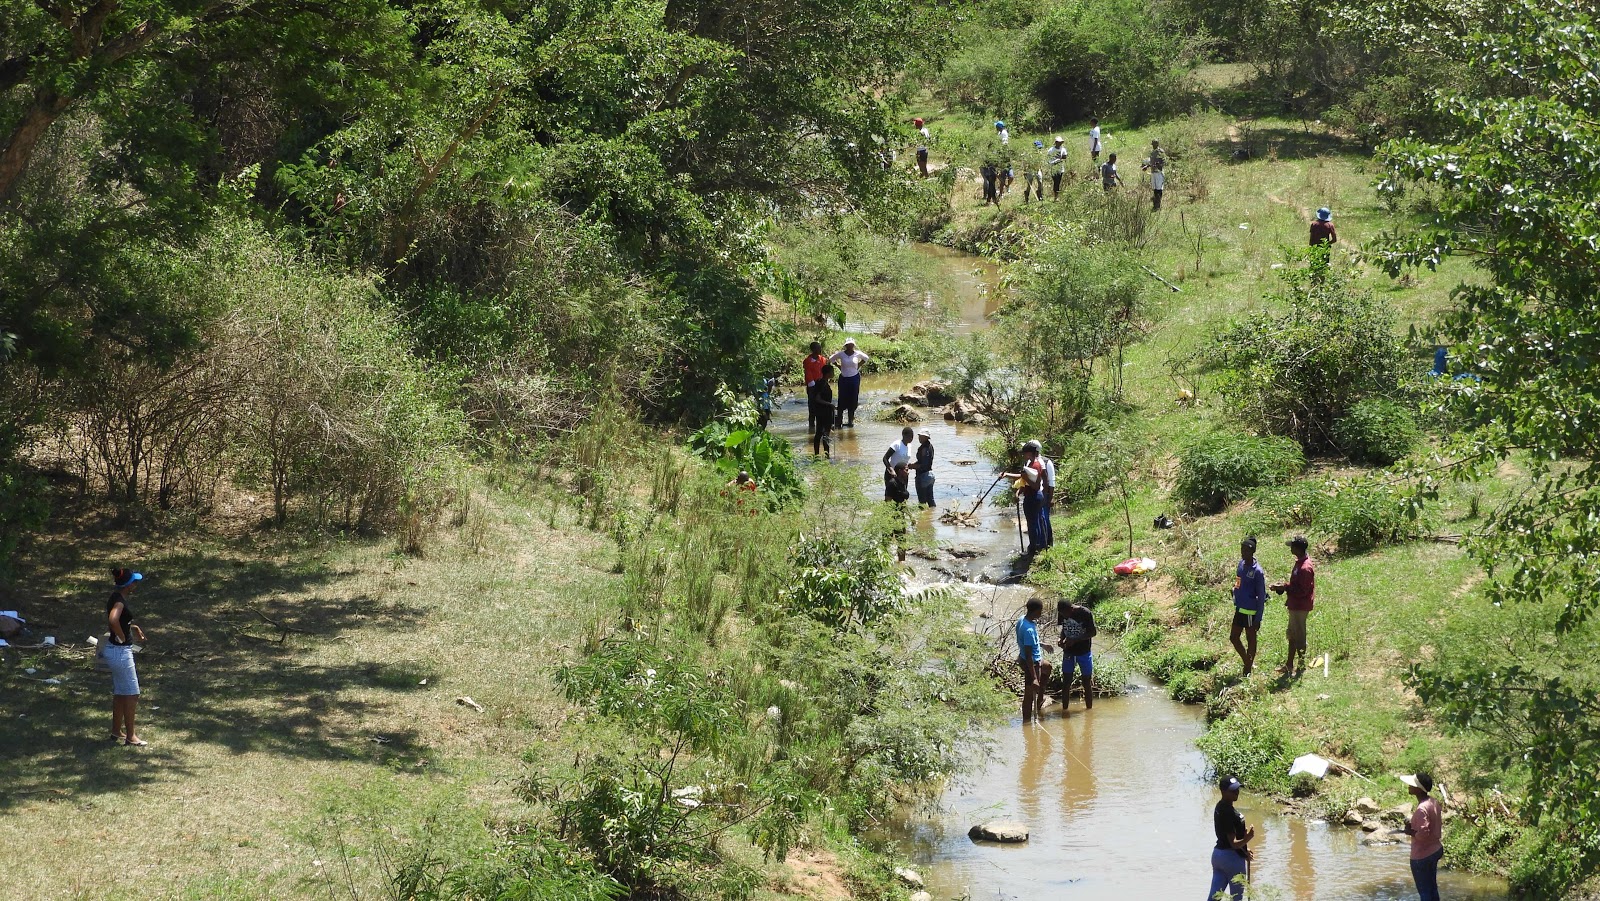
[768,243,1510,901]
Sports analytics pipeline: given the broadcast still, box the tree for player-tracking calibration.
[1376,1,1600,887]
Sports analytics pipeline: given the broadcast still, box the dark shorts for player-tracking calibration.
[1232,609,1262,630]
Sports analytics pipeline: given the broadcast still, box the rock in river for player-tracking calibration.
[894,867,924,888]
[968,820,1029,843]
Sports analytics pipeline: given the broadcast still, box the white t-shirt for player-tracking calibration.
[1151,170,1166,191]
[1049,145,1068,171]
[998,127,1010,145]
[886,440,911,468]
[918,126,930,147]
[830,349,867,378]
[1089,126,1101,153]
[1041,457,1056,491]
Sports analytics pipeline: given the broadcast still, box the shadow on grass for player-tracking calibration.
[1203,127,1367,166]
[0,498,433,811]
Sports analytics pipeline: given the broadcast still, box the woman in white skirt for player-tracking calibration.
[105,567,147,746]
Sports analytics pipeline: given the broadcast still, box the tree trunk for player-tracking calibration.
[0,91,73,200]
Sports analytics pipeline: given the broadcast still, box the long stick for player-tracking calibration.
[967,472,1007,516]
[1015,496,1025,553]
[1141,265,1182,293]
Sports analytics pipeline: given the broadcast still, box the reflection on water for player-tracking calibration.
[773,244,1510,901]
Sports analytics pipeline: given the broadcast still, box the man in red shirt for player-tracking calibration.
[1270,535,1315,675]
[802,341,828,434]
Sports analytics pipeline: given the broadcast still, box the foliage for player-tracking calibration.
[1173,432,1304,513]
[687,420,804,508]
[1375,5,1600,878]
[782,524,902,628]
[1024,0,1201,125]
[1333,398,1422,466]
[1196,706,1307,795]
[1203,264,1409,454]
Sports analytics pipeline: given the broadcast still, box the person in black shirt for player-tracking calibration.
[104,567,148,746]
[811,364,835,459]
[1055,599,1097,710]
[912,429,936,506]
[1209,776,1254,899]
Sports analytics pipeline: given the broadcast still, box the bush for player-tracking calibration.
[1173,432,1304,513]
[1121,622,1165,657]
[1333,398,1422,465]
[1175,591,1219,625]
[1148,642,1221,682]
[1166,669,1208,704]
[1195,707,1306,795]
[1322,477,1425,555]
[1204,267,1409,454]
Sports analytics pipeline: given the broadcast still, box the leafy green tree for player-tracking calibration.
[1376,1,1600,886]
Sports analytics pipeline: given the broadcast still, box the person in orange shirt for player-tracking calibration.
[1402,772,1444,901]
[802,342,828,434]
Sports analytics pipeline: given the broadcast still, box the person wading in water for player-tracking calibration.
[1015,598,1052,723]
[911,429,935,507]
[810,364,836,459]
[828,340,867,428]
[802,341,828,434]
[1056,598,1097,710]
[1210,776,1255,899]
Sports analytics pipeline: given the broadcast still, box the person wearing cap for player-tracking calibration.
[1016,598,1052,722]
[828,340,868,428]
[1037,442,1056,549]
[1048,136,1068,199]
[1401,772,1444,901]
[1310,207,1337,247]
[1270,535,1315,675]
[1210,776,1255,899]
[1003,441,1048,556]
[1024,140,1049,203]
[912,429,936,506]
[803,341,828,434]
[914,118,930,178]
[995,119,1010,146]
[1088,118,1102,163]
[1230,537,1267,676]
[1055,598,1097,710]
[810,363,835,458]
[883,427,914,500]
[105,567,148,746]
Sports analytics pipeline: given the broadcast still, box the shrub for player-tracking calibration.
[1166,669,1208,704]
[1175,591,1219,625]
[1173,432,1304,513]
[1333,398,1422,466]
[1148,642,1221,682]
[1195,707,1306,795]
[1323,477,1425,555]
[1121,622,1165,657]
[1204,267,1408,454]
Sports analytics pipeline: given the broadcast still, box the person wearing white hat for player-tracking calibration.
[1401,772,1444,901]
[1048,136,1068,199]
[912,429,936,506]
[828,340,868,428]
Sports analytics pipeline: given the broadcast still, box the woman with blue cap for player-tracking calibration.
[1210,775,1255,898]
[105,567,148,745]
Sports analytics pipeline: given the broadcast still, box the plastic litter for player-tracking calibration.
[1113,557,1159,575]
[1289,753,1332,779]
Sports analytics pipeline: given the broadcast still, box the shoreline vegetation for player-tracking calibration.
[4,0,1600,897]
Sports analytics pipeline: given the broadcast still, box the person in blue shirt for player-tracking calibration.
[1016,598,1052,722]
[1230,537,1268,676]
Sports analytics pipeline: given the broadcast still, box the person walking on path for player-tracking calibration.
[828,340,867,428]
[912,429,936,507]
[1402,772,1444,901]
[914,118,930,178]
[1016,598,1052,723]
[1022,140,1047,202]
[1056,598,1097,710]
[1101,152,1123,192]
[1048,136,1068,199]
[803,341,828,434]
[104,567,148,746]
[883,427,914,500]
[1270,535,1315,675]
[1230,537,1267,676]
[1210,776,1255,900]
[1088,118,1102,165]
[1310,207,1338,278]
[1003,441,1049,556]
[810,364,835,458]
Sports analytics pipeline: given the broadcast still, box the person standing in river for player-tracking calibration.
[1230,537,1267,676]
[912,429,936,507]
[1210,776,1255,900]
[882,427,914,500]
[1402,772,1444,901]
[828,340,867,428]
[1003,442,1048,556]
[810,364,835,459]
[1270,535,1315,675]
[1016,598,1052,723]
[1036,440,1056,549]
[914,117,930,178]
[803,341,828,434]
[1056,598,1097,710]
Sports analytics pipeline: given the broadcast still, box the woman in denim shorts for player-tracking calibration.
[105,567,148,746]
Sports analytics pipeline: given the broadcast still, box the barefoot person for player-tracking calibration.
[882,426,914,500]
[104,567,148,746]
[1270,535,1315,674]
[803,341,828,434]
[912,429,936,507]
[1210,776,1255,899]
[1016,598,1052,722]
[1056,598,1097,710]
[810,364,835,458]
[1002,441,1048,556]
[828,340,867,428]
[1402,773,1444,901]
[1230,537,1267,676]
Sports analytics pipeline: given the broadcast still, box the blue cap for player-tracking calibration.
[116,571,143,587]
[1316,207,1332,221]
[995,120,1006,129]
[1034,140,1044,148]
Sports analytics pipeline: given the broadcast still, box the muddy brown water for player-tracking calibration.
[769,244,1510,900]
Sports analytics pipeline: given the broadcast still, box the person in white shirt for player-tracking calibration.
[914,117,930,178]
[828,340,868,428]
[1141,139,1167,211]
[1048,136,1068,199]
[1039,446,1056,548]
[1022,140,1047,202]
[882,427,914,500]
[1089,119,1102,163]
